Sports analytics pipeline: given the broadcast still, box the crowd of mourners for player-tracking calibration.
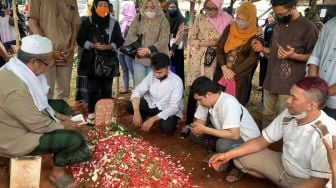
[1,0,336,187]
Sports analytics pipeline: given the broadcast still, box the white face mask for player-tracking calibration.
[144,11,156,19]
[291,111,308,120]
[236,20,249,29]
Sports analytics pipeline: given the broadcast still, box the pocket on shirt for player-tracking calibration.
[59,1,76,23]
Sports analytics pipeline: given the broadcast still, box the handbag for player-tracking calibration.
[119,34,142,58]
[120,14,143,58]
[204,47,216,66]
[94,51,120,78]
[90,16,120,78]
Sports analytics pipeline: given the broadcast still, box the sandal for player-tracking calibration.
[224,168,244,183]
[49,174,79,188]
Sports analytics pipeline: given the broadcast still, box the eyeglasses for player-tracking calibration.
[204,7,218,12]
[35,58,50,67]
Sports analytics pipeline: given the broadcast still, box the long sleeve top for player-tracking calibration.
[131,71,183,120]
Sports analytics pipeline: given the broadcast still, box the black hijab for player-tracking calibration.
[165,0,184,38]
[91,0,110,32]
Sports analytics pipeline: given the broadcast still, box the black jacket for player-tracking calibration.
[77,16,124,76]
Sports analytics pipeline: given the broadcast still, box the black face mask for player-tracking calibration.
[276,14,292,23]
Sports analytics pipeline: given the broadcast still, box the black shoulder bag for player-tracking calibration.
[204,47,216,67]
[90,16,120,78]
[119,14,143,58]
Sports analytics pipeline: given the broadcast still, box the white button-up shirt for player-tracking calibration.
[131,71,183,120]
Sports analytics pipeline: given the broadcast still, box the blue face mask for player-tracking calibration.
[168,8,178,16]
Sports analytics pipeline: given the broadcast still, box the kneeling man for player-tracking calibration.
[209,77,336,187]
[126,52,183,135]
[189,77,260,181]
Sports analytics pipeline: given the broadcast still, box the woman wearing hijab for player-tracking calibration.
[165,0,185,86]
[124,0,170,86]
[213,2,259,106]
[185,0,232,127]
[119,1,136,94]
[77,0,124,124]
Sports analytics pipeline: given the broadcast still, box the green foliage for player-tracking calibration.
[106,122,136,137]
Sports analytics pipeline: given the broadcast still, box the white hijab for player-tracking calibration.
[1,57,59,122]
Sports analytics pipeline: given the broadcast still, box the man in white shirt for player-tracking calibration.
[190,76,260,153]
[209,77,336,187]
[126,52,183,135]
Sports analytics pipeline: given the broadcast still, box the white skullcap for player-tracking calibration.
[20,35,53,54]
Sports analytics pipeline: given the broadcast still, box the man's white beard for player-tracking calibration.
[291,111,308,120]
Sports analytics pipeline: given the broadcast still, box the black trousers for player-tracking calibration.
[171,49,185,88]
[186,86,197,125]
[87,76,113,113]
[126,98,179,135]
[259,57,268,87]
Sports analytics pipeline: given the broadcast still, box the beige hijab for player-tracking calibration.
[124,0,170,66]
[139,0,166,28]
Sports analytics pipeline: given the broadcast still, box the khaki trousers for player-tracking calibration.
[234,149,305,187]
[45,59,73,100]
[262,89,289,128]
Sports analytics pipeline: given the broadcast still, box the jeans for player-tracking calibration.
[191,130,244,152]
[126,98,179,135]
[119,54,134,89]
[133,59,152,86]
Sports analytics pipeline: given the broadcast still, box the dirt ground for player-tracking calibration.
[0,97,279,188]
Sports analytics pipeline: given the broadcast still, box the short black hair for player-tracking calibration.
[190,76,221,96]
[150,52,170,70]
[271,0,297,8]
[17,49,49,65]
